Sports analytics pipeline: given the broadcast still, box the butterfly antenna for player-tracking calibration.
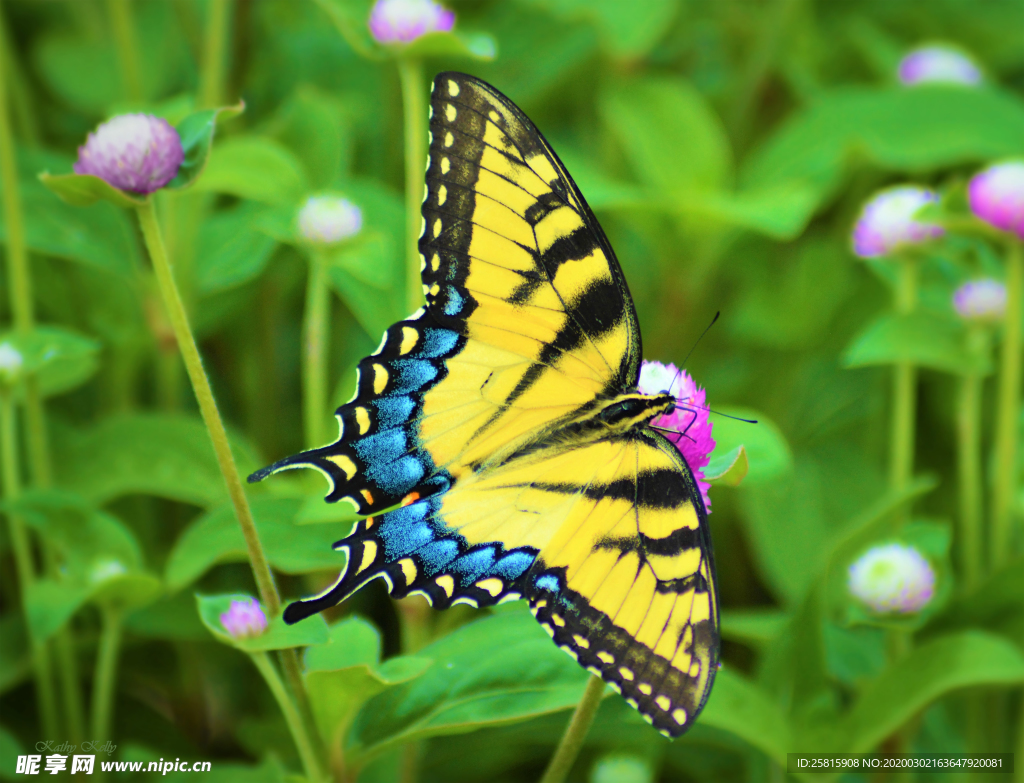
[670,402,758,426]
[660,311,720,396]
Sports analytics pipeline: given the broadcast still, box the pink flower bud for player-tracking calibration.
[953,279,1007,323]
[298,195,363,244]
[74,114,184,194]
[898,46,982,86]
[368,0,455,44]
[848,543,935,614]
[968,161,1024,240]
[220,597,268,639]
[852,186,944,258]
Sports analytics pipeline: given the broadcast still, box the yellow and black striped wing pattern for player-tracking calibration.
[251,72,719,738]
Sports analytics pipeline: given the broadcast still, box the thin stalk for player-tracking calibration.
[890,258,918,494]
[250,652,325,783]
[0,34,32,333]
[135,200,279,614]
[54,631,85,744]
[539,675,606,783]
[106,0,143,102]
[991,239,1022,571]
[957,328,986,593]
[398,57,426,316]
[137,200,326,768]
[90,606,123,741]
[302,252,330,449]
[1,390,59,738]
[198,0,233,109]
[0,1,39,146]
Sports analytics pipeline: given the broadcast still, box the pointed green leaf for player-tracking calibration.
[168,102,245,190]
[710,408,791,485]
[196,202,278,295]
[196,593,328,651]
[700,668,790,765]
[843,631,1024,752]
[843,311,991,375]
[705,445,748,487]
[305,616,381,673]
[165,498,350,591]
[191,136,306,204]
[346,606,590,763]
[37,172,144,208]
[24,580,92,644]
[0,326,100,398]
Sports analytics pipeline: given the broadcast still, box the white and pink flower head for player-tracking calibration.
[368,0,455,44]
[898,45,982,86]
[220,597,268,639]
[968,161,1024,240]
[852,186,944,258]
[638,360,715,511]
[74,113,183,194]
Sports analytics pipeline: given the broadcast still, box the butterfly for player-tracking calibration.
[249,72,719,738]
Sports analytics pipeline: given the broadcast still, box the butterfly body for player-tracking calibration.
[250,72,719,738]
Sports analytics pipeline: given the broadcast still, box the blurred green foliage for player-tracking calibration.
[1,1,1023,782]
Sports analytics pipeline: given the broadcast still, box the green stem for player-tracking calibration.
[890,258,918,495]
[302,252,331,449]
[54,629,85,744]
[90,606,123,741]
[106,0,143,102]
[0,0,38,146]
[398,57,426,317]
[0,36,32,334]
[539,675,606,783]
[956,329,986,593]
[135,200,280,614]
[250,652,325,783]
[1,389,59,738]
[198,0,233,109]
[991,239,1022,572]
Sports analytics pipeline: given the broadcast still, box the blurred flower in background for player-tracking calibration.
[0,342,23,385]
[220,597,268,639]
[74,114,183,194]
[368,0,455,44]
[968,161,1024,239]
[638,360,715,511]
[953,279,1007,323]
[298,195,363,244]
[848,543,936,614]
[898,45,982,86]
[852,186,944,258]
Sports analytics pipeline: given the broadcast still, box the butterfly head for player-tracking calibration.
[596,393,675,431]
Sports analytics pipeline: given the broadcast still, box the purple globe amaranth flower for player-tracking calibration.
[638,360,715,511]
[848,543,935,614]
[953,278,1007,323]
[220,597,268,639]
[74,114,183,194]
[368,0,454,44]
[852,186,944,258]
[298,195,363,244]
[968,161,1024,240]
[898,45,982,86]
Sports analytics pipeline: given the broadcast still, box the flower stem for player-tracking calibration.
[90,606,123,742]
[198,0,233,109]
[303,252,331,449]
[135,200,279,614]
[250,652,326,783]
[105,0,143,103]
[956,329,986,592]
[398,57,426,317]
[1,388,59,738]
[539,675,606,783]
[991,238,1022,571]
[890,258,918,495]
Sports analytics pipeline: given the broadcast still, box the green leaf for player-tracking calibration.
[268,85,352,188]
[295,493,362,526]
[705,445,748,487]
[24,580,93,643]
[165,497,351,591]
[842,631,1024,752]
[195,202,278,295]
[679,182,821,240]
[0,326,100,398]
[313,0,379,59]
[168,102,246,190]
[699,668,790,765]
[0,615,29,695]
[0,724,25,781]
[191,136,307,204]
[196,593,328,651]
[123,592,210,641]
[843,311,991,375]
[401,31,497,61]
[601,77,731,199]
[346,606,590,763]
[305,616,381,673]
[526,0,678,58]
[56,413,260,507]
[38,172,145,208]
[720,609,790,646]
[710,407,792,485]
[744,86,1024,194]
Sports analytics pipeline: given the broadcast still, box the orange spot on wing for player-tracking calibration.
[361,489,374,505]
[401,492,421,507]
